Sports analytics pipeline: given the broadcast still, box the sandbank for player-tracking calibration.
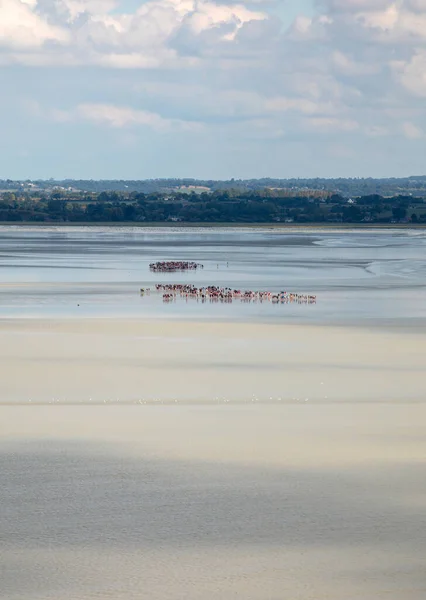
[0,317,424,404]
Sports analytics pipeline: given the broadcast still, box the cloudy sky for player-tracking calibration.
[1,0,426,179]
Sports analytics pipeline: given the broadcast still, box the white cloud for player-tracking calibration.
[0,0,267,66]
[402,121,423,139]
[325,0,391,10]
[331,51,379,76]
[306,117,360,133]
[365,125,389,137]
[4,0,426,158]
[396,50,426,96]
[52,103,203,132]
[0,0,68,48]
[264,96,337,116]
[407,0,426,10]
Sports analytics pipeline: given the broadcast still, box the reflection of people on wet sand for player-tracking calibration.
[140,284,316,305]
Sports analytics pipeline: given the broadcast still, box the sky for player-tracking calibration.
[1,0,426,180]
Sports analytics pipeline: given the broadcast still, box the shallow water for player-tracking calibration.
[1,226,426,324]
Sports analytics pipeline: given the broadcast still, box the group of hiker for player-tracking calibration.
[142,259,317,305]
[140,284,316,305]
[149,261,203,273]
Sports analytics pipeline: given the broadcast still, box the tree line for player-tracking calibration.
[0,190,425,224]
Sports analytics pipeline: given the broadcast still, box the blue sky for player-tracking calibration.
[1,0,426,180]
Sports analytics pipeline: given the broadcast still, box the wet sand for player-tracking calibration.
[1,402,426,600]
[2,226,426,323]
[0,317,425,404]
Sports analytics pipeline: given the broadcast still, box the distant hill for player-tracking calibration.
[3,177,426,197]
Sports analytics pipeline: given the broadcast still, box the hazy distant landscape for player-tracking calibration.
[5,176,426,196]
[2,177,426,224]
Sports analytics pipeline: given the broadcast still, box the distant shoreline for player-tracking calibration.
[1,221,426,229]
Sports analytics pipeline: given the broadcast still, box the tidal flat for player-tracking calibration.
[1,227,426,599]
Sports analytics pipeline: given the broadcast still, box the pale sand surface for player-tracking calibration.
[1,318,426,599]
[1,404,426,599]
[0,318,425,404]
